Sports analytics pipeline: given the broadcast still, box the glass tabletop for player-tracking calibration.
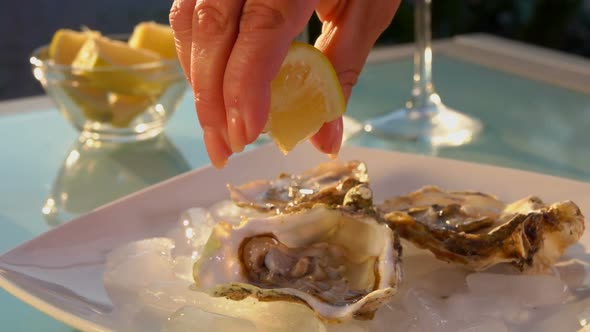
[0,51,589,331]
[349,56,590,181]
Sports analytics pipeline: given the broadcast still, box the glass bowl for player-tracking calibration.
[30,38,188,142]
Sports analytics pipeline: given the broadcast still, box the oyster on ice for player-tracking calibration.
[228,161,369,213]
[379,186,585,272]
[193,203,401,322]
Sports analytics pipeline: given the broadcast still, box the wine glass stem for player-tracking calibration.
[410,0,438,111]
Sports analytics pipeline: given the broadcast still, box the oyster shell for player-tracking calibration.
[379,186,585,272]
[193,204,401,322]
[228,161,369,213]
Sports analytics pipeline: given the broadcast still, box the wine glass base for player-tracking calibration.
[364,104,482,147]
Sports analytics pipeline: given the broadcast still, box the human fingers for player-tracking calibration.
[176,0,249,168]
[169,0,197,81]
[310,117,343,156]
[171,0,241,167]
[222,0,318,153]
[315,0,400,98]
[310,0,400,155]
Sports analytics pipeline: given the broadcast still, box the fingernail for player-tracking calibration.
[211,157,228,169]
[243,109,264,145]
[203,128,232,169]
[227,107,247,153]
[327,121,343,156]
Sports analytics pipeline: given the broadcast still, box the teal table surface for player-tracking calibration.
[1,44,589,331]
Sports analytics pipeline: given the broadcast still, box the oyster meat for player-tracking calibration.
[379,186,585,272]
[193,204,401,322]
[228,160,369,213]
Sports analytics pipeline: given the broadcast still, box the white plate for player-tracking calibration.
[1,143,590,332]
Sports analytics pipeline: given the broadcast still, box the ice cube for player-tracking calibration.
[208,200,248,225]
[446,293,489,322]
[410,267,470,298]
[466,273,568,307]
[367,303,415,332]
[139,281,197,313]
[167,208,216,259]
[173,255,195,282]
[125,305,175,332]
[105,237,175,272]
[139,281,326,332]
[163,305,257,332]
[446,292,528,324]
[403,288,459,332]
[400,246,462,297]
[208,199,269,225]
[554,259,588,291]
[104,238,177,307]
[517,302,582,332]
[456,319,508,332]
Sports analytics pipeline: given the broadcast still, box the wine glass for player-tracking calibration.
[364,0,482,147]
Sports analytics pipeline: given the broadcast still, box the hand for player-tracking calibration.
[170,0,401,168]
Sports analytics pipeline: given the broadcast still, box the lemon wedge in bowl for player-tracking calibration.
[32,24,188,142]
[128,21,177,59]
[267,42,346,154]
[73,36,161,67]
[49,28,101,65]
[71,37,165,96]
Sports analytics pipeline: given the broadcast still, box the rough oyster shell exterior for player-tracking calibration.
[380,186,585,272]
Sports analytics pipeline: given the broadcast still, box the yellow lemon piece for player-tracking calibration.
[267,42,346,154]
[71,37,165,96]
[63,85,113,123]
[128,21,177,59]
[49,28,101,65]
[109,94,153,128]
[72,37,161,67]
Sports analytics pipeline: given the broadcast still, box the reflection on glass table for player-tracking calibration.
[364,0,482,147]
[41,134,191,227]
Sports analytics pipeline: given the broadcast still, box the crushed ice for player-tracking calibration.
[102,200,588,332]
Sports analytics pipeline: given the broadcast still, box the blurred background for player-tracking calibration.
[1,0,589,101]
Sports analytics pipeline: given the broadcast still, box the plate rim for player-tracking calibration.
[0,275,112,332]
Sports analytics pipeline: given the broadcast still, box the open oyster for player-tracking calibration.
[193,204,401,322]
[228,161,369,213]
[379,186,585,272]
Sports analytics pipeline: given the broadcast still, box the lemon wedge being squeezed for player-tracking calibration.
[267,42,346,153]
